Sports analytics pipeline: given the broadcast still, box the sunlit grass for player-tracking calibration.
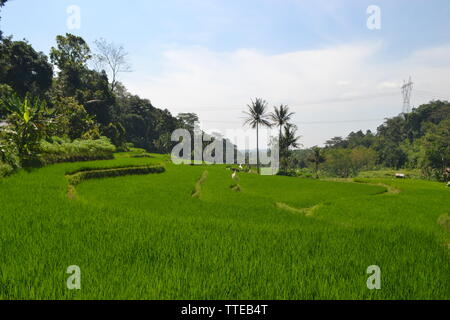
[0,153,448,299]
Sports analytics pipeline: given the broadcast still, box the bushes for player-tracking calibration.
[296,168,314,178]
[277,170,297,177]
[40,136,116,165]
[0,138,20,177]
[419,119,450,181]
[277,168,314,178]
[0,134,118,173]
[67,165,165,185]
[0,161,13,177]
[357,169,423,179]
[0,95,51,165]
[49,96,99,140]
[323,147,377,178]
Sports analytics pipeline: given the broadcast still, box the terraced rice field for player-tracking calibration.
[0,152,448,299]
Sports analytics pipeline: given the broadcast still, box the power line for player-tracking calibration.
[175,91,400,112]
[297,119,385,125]
[414,89,450,99]
[173,85,445,127]
[200,118,385,125]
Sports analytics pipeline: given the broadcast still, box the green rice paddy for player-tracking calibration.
[0,152,448,299]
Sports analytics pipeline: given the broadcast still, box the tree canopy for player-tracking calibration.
[0,38,53,97]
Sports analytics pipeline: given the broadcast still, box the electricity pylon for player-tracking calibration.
[401,77,414,114]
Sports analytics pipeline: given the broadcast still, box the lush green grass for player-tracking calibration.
[0,152,448,299]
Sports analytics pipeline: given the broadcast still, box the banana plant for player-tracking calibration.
[0,94,52,164]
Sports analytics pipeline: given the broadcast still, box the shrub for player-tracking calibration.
[277,168,314,178]
[130,154,153,158]
[0,138,20,168]
[50,96,99,140]
[67,165,165,185]
[323,148,353,178]
[0,161,13,177]
[277,170,297,177]
[40,136,116,165]
[0,137,20,176]
[0,95,51,165]
[296,168,314,178]
[323,147,377,178]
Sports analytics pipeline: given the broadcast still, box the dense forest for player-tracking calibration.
[289,100,450,181]
[0,0,204,176]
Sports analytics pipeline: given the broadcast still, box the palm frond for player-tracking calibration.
[243,98,271,128]
[270,104,294,129]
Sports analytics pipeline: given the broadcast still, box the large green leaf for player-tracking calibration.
[23,99,30,123]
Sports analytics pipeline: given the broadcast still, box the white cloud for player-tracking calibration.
[123,42,450,148]
[378,81,401,89]
[337,80,350,87]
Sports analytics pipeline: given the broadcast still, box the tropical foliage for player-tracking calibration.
[243,98,272,174]
[0,95,52,165]
[0,26,196,175]
[290,100,450,180]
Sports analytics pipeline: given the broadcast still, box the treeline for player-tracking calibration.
[291,100,450,181]
[0,0,198,176]
[0,32,184,150]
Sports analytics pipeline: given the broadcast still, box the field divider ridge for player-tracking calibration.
[65,165,166,199]
[192,170,209,198]
[275,202,322,216]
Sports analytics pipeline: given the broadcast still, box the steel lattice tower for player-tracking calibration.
[401,77,414,114]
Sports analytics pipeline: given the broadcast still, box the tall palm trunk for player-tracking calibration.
[243,98,271,174]
[256,123,260,174]
[279,125,283,171]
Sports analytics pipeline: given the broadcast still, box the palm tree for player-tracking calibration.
[280,124,301,171]
[270,104,294,141]
[243,98,272,174]
[308,146,325,179]
[282,124,301,151]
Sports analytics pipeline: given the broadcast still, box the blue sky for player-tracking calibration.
[3,0,450,56]
[2,0,450,147]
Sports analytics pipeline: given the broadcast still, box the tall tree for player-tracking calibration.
[281,124,301,151]
[270,104,294,141]
[93,38,131,92]
[0,0,7,39]
[280,124,301,171]
[50,34,114,126]
[0,38,53,97]
[270,105,295,171]
[421,119,450,181]
[243,98,272,174]
[308,146,325,179]
[177,113,199,131]
[325,136,347,149]
[50,33,92,97]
